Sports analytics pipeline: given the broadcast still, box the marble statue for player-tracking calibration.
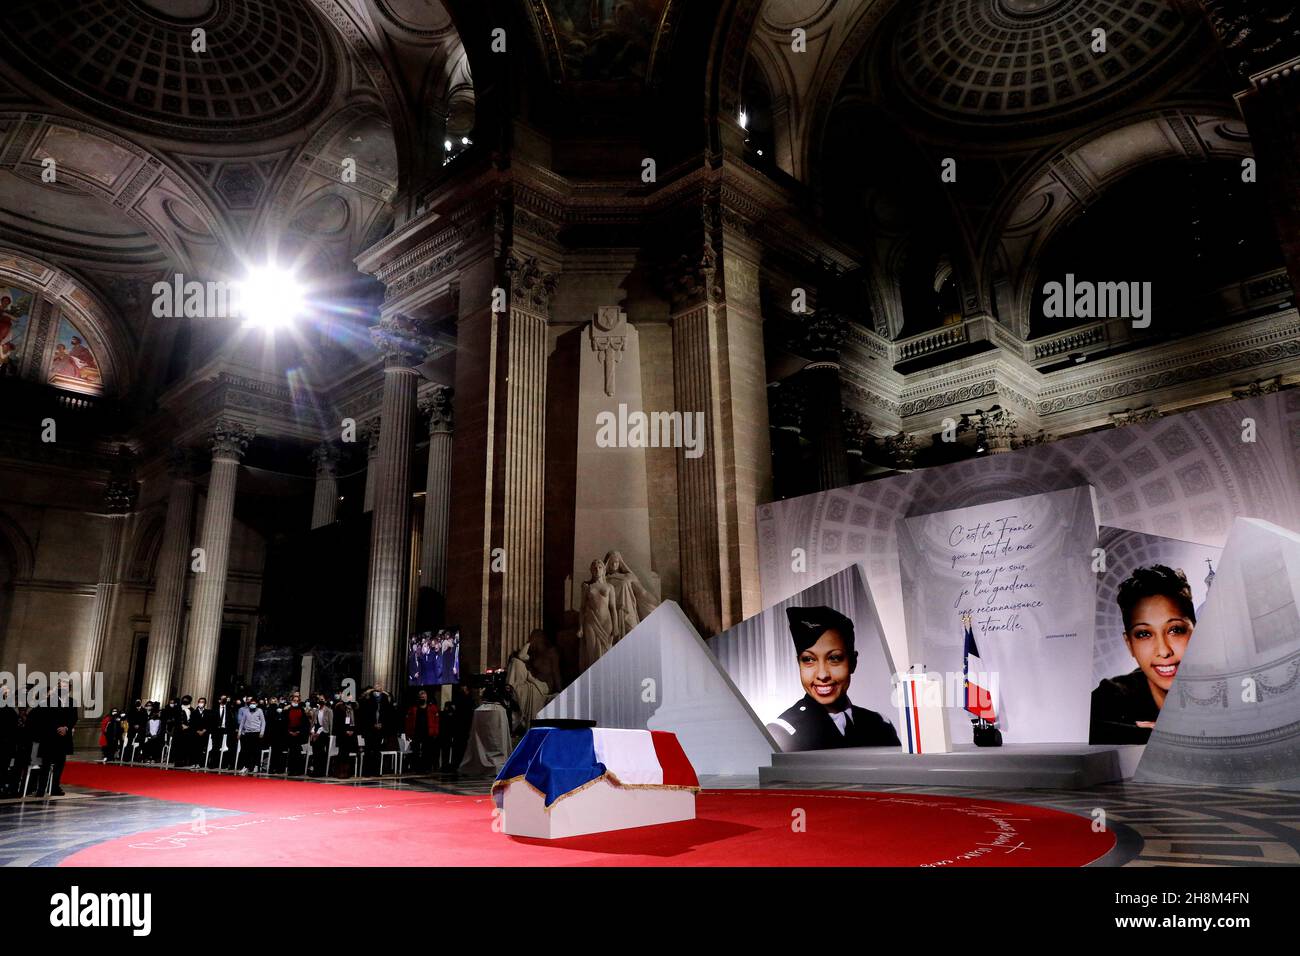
[604,549,660,631]
[579,559,617,670]
[506,638,552,734]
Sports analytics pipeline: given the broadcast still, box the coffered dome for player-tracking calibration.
[894,0,1196,127]
[0,0,334,141]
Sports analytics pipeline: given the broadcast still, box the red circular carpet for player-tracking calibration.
[59,763,1114,867]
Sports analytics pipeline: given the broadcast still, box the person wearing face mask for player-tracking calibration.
[98,708,122,763]
[333,696,359,778]
[359,684,393,775]
[173,695,196,767]
[207,695,238,769]
[767,606,900,752]
[237,698,267,774]
[39,679,80,795]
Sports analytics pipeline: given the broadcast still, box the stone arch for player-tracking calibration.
[985,108,1255,336]
[0,509,34,583]
[0,247,134,397]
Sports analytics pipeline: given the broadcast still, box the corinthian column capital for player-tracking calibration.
[419,386,454,434]
[210,419,255,461]
[371,314,435,368]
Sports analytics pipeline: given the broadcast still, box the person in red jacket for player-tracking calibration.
[98,709,122,762]
[404,690,440,774]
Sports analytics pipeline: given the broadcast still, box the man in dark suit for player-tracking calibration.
[359,685,394,775]
[768,606,901,752]
[39,679,79,795]
[207,694,239,768]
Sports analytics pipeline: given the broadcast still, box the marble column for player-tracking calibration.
[419,386,454,593]
[310,442,340,529]
[141,447,195,704]
[767,379,808,500]
[666,255,729,637]
[362,416,381,513]
[82,446,138,679]
[798,310,850,491]
[499,255,552,662]
[363,319,429,691]
[177,419,254,700]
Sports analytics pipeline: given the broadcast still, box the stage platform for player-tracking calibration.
[760,744,1145,790]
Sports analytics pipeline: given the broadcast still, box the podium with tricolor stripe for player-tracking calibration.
[896,669,952,755]
[493,727,700,839]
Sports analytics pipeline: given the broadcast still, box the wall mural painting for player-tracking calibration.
[546,0,667,82]
[0,286,33,377]
[47,315,103,393]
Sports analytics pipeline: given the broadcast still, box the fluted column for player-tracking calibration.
[178,419,254,700]
[141,447,195,704]
[419,386,454,593]
[361,417,381,513]
[768,379,809,500]
[310,442,340,529]
[798,311,850,491]
[363,318,429,690]
[499,255,551,662]
[666,254,730,638]
[82,446,138,678]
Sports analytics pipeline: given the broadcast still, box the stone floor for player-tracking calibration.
[3,758,1298,867]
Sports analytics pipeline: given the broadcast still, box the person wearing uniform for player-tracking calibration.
[768,606,900,751]
[1090,565,1196,744]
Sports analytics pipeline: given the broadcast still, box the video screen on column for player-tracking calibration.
[407,628,460,686]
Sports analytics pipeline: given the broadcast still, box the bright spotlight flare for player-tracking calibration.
[237,266,306,331]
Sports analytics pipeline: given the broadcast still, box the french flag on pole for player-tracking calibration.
[963,617,997,722]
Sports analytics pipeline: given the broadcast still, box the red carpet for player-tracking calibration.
[58,763,1114,867]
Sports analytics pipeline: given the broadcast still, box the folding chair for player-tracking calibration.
[214,735,231,771]
[323,735,339,776]
[21,745,44,797]
[160,733,173,767]
[353,735,367,776]
[379,737,400,776]
[259,746,272,774]
[396,734,412,776]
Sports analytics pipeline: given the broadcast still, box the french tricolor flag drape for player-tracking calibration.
[963,619,997,722]
[493,728,699,808]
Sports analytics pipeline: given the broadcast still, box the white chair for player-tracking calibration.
[379,736,400,776]
[259,746,272,773]
[214,735,231,771]
[396,734,413,776]
[21,745,43,797]
[353,735,367,777]
[160,733,173,767]
[120,735,135,763]
[322,734,339,776]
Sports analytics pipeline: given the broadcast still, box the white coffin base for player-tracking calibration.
[501,777,696,839]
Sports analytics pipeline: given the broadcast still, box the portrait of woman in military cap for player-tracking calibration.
[766,605,901,751]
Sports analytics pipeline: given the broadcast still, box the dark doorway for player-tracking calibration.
[216,625,242,695]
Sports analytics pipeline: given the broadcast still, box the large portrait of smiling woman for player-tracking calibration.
[1090,565,1197,744]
